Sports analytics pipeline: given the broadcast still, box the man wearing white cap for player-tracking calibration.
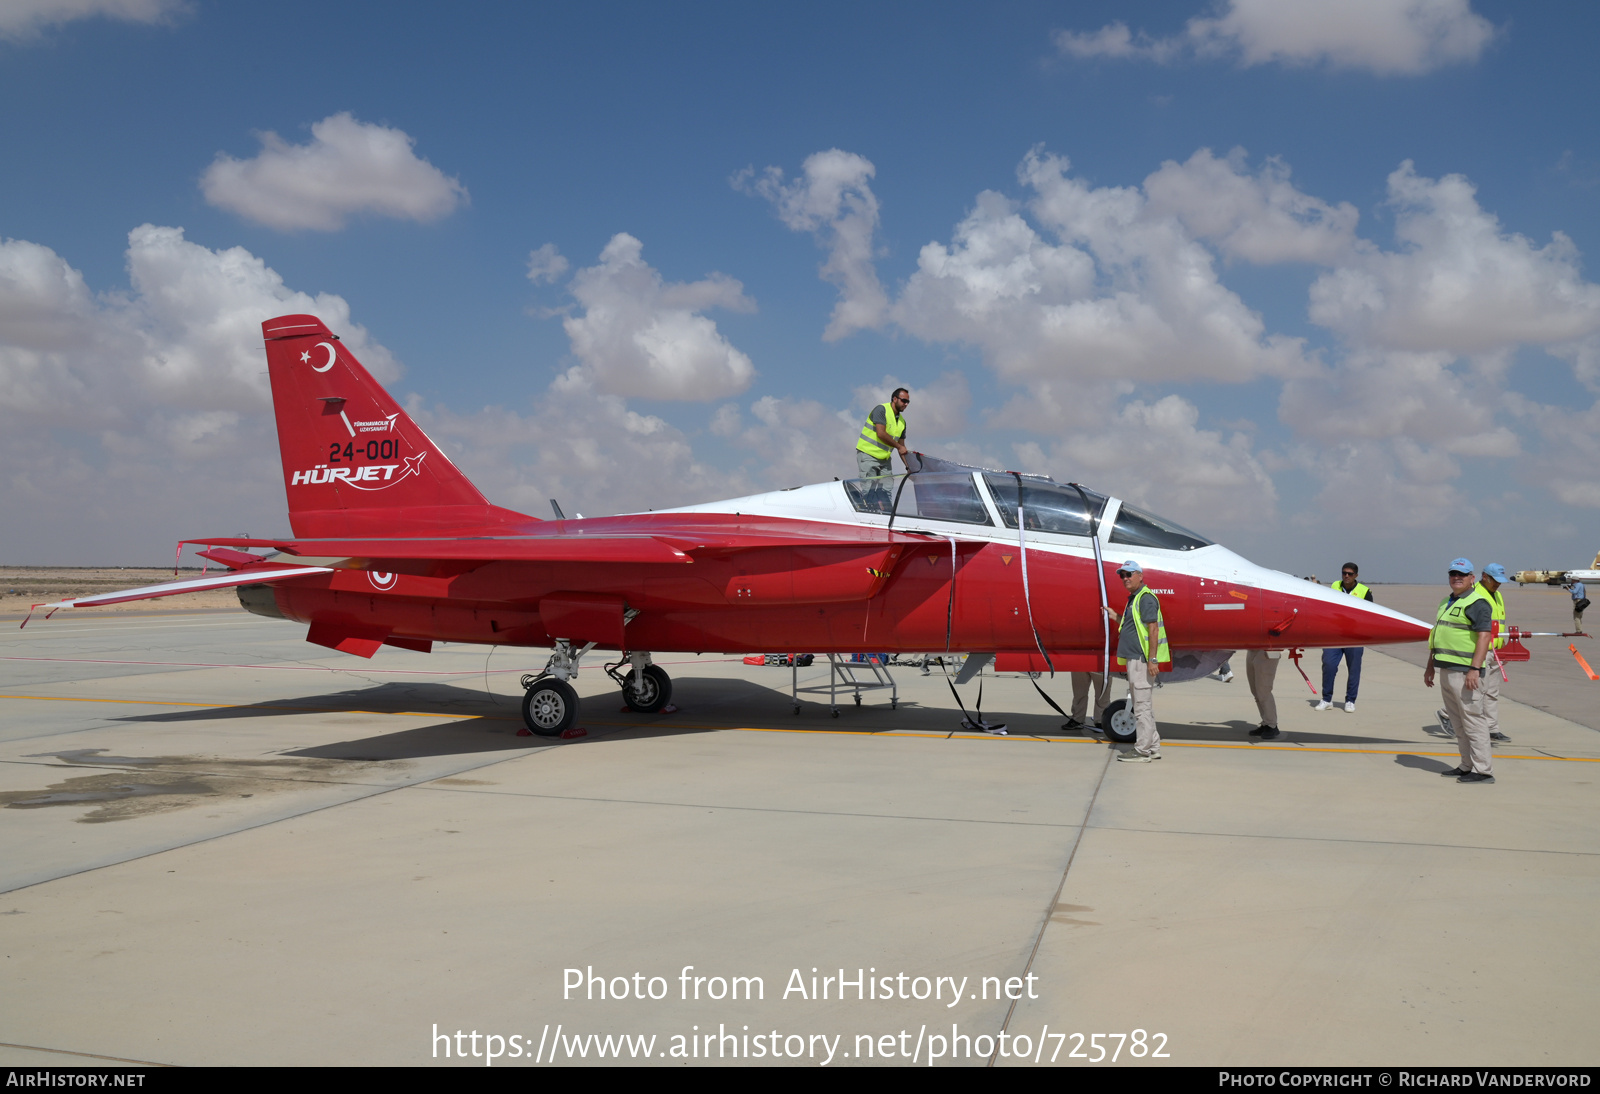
[1425,558,1496,784]
[1478,563,1511,744]
[1103,560,1168,762]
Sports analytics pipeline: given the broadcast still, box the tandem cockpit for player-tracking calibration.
[663,453,1218,557]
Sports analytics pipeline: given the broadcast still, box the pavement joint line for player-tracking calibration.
[0,1041,174,1067]
[411,783,1090,829]
[1087,823,1600,859]
[4,692,1598,762]
[993,741,1115,1064]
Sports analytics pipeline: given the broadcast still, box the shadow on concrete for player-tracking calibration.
[109,681,517,724]
[1394,753,1461,775]
[284,722,538,761]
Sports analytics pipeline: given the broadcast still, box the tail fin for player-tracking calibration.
[262,315,536,538]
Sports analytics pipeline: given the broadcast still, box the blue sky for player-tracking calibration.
[2,0,1596,581]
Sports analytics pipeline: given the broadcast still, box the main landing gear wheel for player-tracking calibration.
[1101,698,1137,744]
[621,664,672,713]
[522,678,578,737]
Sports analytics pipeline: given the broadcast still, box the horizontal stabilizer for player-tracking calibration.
[196,547,269,570]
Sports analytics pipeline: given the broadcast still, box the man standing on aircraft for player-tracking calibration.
[1104,561,1167,762]
[856,387,910,479]
[1425,558,1496,784]
[1317,562,1372,712]
[1478,563,1511,744]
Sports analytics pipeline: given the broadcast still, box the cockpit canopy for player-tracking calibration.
[842,468,1214,552]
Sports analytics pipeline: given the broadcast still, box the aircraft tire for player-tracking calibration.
[523,679,579,737]
[1101,698,1136,743]
[621,664,672,713]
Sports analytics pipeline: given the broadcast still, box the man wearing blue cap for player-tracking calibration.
[1103,560,1168,762]
[1425,558,1496,784]
[1478,563,1511,743]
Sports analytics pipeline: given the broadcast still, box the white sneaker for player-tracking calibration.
[1343,701,1355,713]
[1218,670,1234,683]
[1315,700,1332,710]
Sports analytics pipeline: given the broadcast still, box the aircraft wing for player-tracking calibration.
[181,526,948,566]
[24,563,334,619]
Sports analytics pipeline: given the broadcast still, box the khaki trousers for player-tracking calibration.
[1246,649,1278,728]
[1481,657,1504,734]
[1126,659,1160,756]
[1071,671,1109,723]
[1440,667,1492,775]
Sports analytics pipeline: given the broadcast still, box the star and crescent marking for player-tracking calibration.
[300,342,337,372]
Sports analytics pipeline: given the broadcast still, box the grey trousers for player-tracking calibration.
[1126,659,1160,756]
[1440,667,1492,775]
[1246,649,1279,728]
[856,451,892,478]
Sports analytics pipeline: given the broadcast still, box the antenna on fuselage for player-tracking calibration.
[550,499,566,520]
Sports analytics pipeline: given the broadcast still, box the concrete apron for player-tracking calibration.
[1,613,1595,1067]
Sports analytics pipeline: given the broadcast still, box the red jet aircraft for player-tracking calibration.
[34,314,1431,738]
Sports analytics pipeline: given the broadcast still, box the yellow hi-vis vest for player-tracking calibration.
[1116,585,1170,668]
[856,402,905,459]
[1334,581,1371,601]
[1479,582,1507,650]
[1431,586,1490,667]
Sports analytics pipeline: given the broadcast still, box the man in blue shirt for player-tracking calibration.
[1571,580,1589,631]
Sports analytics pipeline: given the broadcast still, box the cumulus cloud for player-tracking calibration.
[1504,394,1600,509]
[740,150,888,340]
[1143,148,1361,265]
[1291,438,1470,531]
[559,233,756,401]
[1056,0,1496,75]
[407,382,749,521]
[893,149,1309,386]
[200,113,467,232]
[1279,350,1518,458]
[1308,163,1600,354]
[0,227,398,562]
[851,371,971,440]
[0,0,187,41]
[1033,395,1279,531]
[526,243,569,285]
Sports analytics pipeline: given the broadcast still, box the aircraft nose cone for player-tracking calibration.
[1290,593,1431,647]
